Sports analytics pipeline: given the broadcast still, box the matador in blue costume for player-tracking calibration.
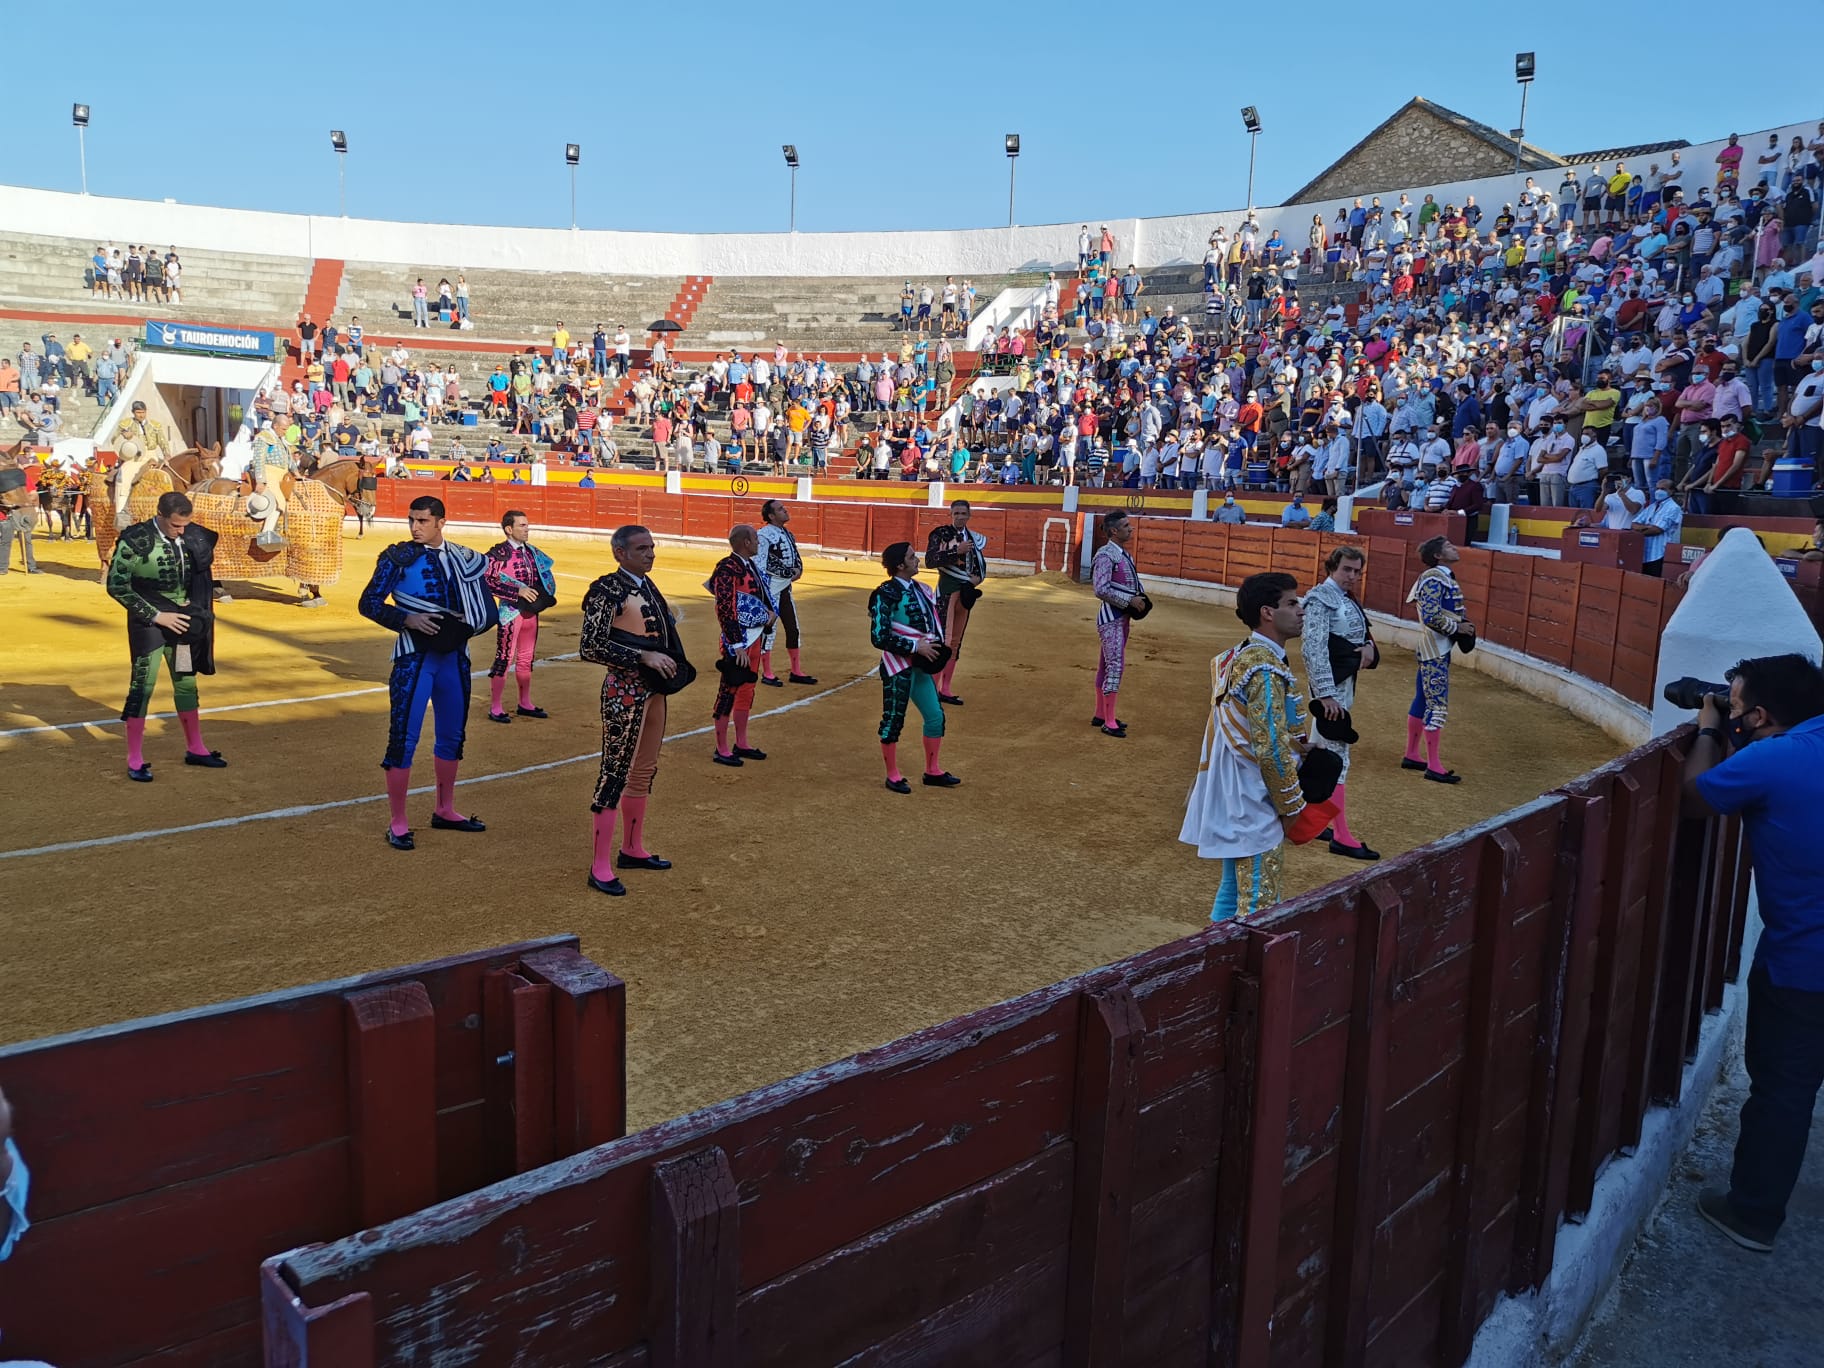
[358,494,500,849]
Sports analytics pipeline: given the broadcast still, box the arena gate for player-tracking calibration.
[258,730,1748,1368]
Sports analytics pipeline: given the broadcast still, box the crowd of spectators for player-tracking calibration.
[1,332,136,445]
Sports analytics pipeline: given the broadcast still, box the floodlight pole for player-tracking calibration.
[337,152,347,217]
[1246,130,1259,211]
[1514,84,1530,175]
[790,164,797,234]
[570,164,577,231]
[77,125,88,196]
[1008,157,1016,229]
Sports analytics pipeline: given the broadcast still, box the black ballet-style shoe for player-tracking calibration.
[922,771,963,787]
[938,693,964,705]
[1102,724,1128,739]
[516,706,548,719]
[788,673,819,685]
[1424,769,1462,785]
[127,764,153,783]
[385,828,415,851]
[713,751,745,767]
[885,777,912,794]
[1329,839,1381,860]
[430,813,487,831]
[616,853,673,871]
[760,675,785,687]
[1400,758,1428,771]
[487,711,512,724]
[734,746,767,760]
[183,750,229,768]
[1317,827,1334,843]
[587,873,627,897]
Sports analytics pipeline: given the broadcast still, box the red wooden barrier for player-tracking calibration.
[260,731,1749,1368]
[0,937,625,1368]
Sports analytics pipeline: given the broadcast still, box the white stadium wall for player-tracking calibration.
[1,118,1813,278]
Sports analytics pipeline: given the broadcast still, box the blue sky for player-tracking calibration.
[11,1,1806,233]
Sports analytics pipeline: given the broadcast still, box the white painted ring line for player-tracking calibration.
[0,671,875,863]
[0,654,587,741]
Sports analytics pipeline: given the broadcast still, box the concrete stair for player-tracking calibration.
[331,264,688,349]
[0,230,309,325]
[688,273,1046,356]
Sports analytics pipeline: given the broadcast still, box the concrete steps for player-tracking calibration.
[0,231,309,325]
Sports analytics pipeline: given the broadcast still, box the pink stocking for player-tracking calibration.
[178,709,207,756]
[1405,715,1424,761]
[489,676,506,715]
[760,649,774,680]
[516,665,533,711]
[714,715,731,756]
[1102,690,1119,726]
[1425,728,1444,774]
[1330,784,1359,846]
[620,795,651,859]
[591,808,618,881]
[787,648,802,673]
[922,736,944,776]
[882,742,903,782]
[733,711,751,749]
[386,767,412,836]
[125,716,146,770]
[433,757,464,820]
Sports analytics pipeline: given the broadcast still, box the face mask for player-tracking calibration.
[1653,489,1668,503]
[1682,296,1694,305]
[1814,360,1824,373]
[1507,428,1519,438]
[0,1139,29,1263]
[1726,711,1761,749]
[1552,423,1565,434]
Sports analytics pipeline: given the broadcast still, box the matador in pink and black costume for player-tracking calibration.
[706,523,777,767]
[482,508,556,723]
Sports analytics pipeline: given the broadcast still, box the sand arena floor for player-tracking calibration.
[0,529,1619,1128]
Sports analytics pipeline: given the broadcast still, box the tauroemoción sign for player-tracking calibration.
[144,320,281,360]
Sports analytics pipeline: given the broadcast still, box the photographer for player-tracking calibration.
[1681,653,1824,1252]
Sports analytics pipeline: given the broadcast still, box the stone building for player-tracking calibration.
[1284,97,1686,205]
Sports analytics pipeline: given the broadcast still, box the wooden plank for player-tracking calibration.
[1703,820,1742,1012]
[1511,793,1598,1287]
[1324,882,1400,1368]
[739,1149,1071,1368]
[1620,745,1680,1149]
[520,944,628,1154]
[1566,774,1641,1217]
[1439,830,1522,1363]
[342,982,438,1229]
[649,1146,741,1368]
[1064,983,1146,1367]
[1535,794,1607,1277]
[1211,930,1298,1368]
[1652,808,1713,1104]
[482,967,528,1181]
[260,1263,374,1368]
[512,979,557,1172]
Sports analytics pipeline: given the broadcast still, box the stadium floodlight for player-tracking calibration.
[329,130,349,216]
[73,104,91,194]
[1005,134,1020,228]
[566,143,581,230]
[1512,54,1535,173]
[1240,107,1262,208]
[783,145,800,232]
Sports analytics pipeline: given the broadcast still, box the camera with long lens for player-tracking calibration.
[1662,676,1729,711]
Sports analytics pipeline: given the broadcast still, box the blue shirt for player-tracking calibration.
[1694,715,1824,990]
[1280,502,1312,527]
[1775,310,1812,361]
[1631,491,1682,562]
